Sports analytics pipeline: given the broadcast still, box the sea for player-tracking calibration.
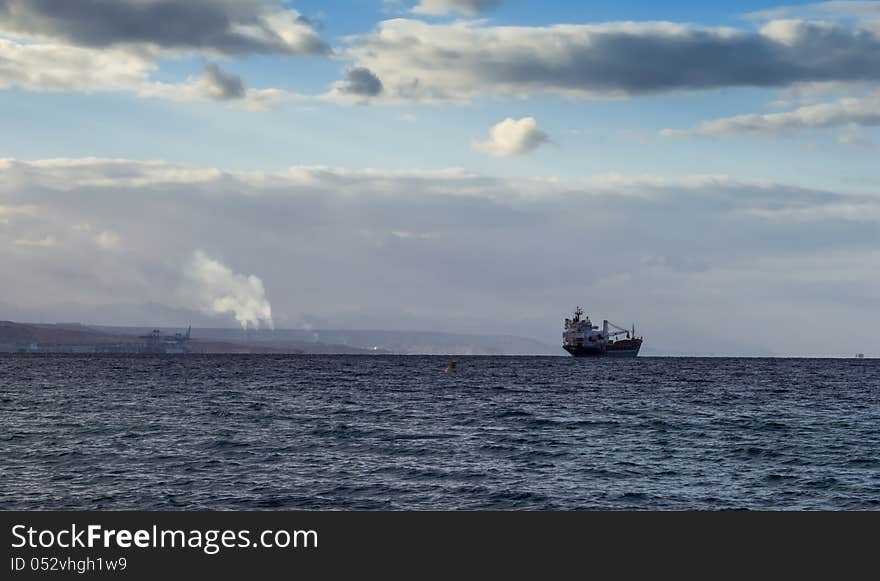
[2,355,878,510]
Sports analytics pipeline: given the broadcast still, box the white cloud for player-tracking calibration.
[412,0,500,16]
[0,38,155,93]
[663,92,880,136]
[94,230,121,251]
[141,64,306,110]
[184,250,274,330]
[13,235,55,247]
[0,38,304,108]
[0,204,36,225]
[474,117,549,156]
[71,223,122,250]
[339,18,880,103]
[837,125,877,147]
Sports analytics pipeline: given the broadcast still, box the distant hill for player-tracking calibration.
[99,326,562,355]
[0,321,135,347]
[86,325,392,355]
[56,323,393,355]
[1,321,560,355]
[0,321,378,354]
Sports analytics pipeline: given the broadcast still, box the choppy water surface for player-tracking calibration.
[2,355,879,510]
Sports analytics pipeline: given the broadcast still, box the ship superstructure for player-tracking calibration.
[562,307,642,357]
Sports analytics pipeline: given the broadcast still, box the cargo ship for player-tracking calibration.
[562,307,642,357]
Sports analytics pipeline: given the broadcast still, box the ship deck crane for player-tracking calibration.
[603,320,636,340]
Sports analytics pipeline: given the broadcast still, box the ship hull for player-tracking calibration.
[604,347,640,358]
[563,345,605,357]
[564,340,642,358]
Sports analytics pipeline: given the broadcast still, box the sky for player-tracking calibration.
[1,0,879,356]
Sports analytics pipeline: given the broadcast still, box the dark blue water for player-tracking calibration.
[2,355,879,510]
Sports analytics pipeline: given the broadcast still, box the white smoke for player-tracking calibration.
[185,250,274,329]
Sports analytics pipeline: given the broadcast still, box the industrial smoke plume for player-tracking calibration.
[185,250,274,330]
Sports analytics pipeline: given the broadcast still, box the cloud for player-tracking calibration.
[13,235,55,247]
[185,250,274,329]
[642,254,709,273]
[144,76,304,110]
[0,0,329,56]
[72,223,122,250]
[0,204,36,225]
[2,157,879,354]
[412,0,500,16]
[340,18,880,102]
[332,67,384,97]
[95,230,122,250]
[663,92,880,136]
[0,37,304,108]
[0,1,323,107]
[0,37,156,93]
[474,117,549,156]
[199,63,246,101]
[745,1,880,22]
[837,125,877,147]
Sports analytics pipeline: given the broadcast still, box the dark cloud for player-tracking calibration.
[345,19,880,101]
[201,63,245,100]
[0,0,329,55]
[412,0,501,15]
[337,67,383,96]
